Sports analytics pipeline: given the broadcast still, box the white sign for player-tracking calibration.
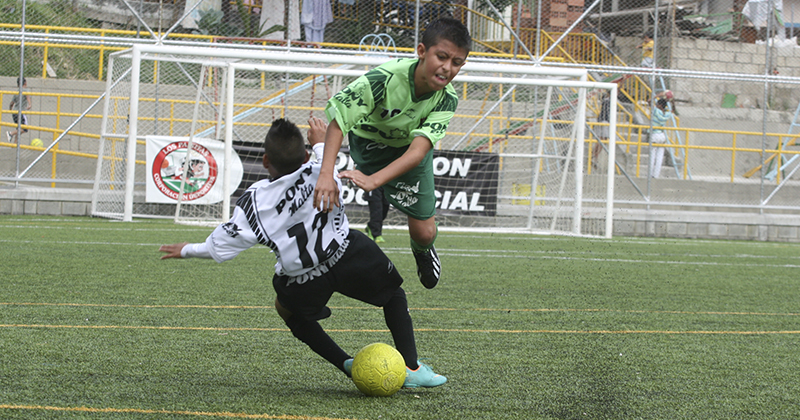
[145,136,244,204]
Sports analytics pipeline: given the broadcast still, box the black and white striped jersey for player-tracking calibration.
[196,144,350,281]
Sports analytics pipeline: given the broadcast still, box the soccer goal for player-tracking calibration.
[92,44,617,237]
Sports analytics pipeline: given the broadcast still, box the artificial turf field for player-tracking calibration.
[1,215,799,419]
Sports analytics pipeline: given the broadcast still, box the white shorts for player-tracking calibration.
[650,132,667,144]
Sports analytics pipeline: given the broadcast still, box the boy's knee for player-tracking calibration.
[409,221,437,246]
[275,298,292,322]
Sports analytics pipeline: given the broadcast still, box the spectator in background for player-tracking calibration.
[593,92,611,170]
[649,96,675,178]
[7,77,30,143]
[301,0,333,43]
[637,33,654,68]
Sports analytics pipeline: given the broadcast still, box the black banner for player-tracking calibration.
[234,145,500,217]
[430,149,499,217]
[335,148,499,217]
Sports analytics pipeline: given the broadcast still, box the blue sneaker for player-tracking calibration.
[343,358,353,375]
[403,361,447,388]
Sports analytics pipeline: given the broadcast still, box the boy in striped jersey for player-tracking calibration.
[159,117,446,389]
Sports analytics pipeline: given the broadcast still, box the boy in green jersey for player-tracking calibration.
[314,18,470,289]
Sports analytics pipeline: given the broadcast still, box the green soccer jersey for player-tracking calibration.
[325,58,458,148]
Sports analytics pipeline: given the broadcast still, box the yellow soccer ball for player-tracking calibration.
[351,343,407,397]
[31,138,43,148]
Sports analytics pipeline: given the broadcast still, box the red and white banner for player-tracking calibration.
[146,136,244,204]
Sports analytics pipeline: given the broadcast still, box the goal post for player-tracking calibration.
[92,44,617,237]
[91,46,244,224]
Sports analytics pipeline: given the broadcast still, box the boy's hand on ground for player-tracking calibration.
[307,116,327,145]
[314,175,340,212]
[339,170,378,192]
[159,243,188,259]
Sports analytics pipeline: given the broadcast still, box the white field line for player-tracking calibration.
[2,222,798,248]
[4,238,800,268]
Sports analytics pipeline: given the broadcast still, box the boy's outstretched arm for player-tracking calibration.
[340,136,432,192]
[314,119,344,212]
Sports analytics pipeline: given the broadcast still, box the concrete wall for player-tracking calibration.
[613,208,800,241]
[670,37,800,110]
[616,36,800,110]
[77,0,179,29]
[0,187,92,217]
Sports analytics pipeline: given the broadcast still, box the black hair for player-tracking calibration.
[17,77,26,87]
[657,98,668,109]
[421,17,471,53]
[264,118,306,175]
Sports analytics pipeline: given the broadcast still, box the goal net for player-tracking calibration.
[92,44,617,237]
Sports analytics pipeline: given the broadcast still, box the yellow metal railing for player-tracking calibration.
[2,88,795,185]
[448,113,800,183]
[0,16,748,186]
[584,124,800,182]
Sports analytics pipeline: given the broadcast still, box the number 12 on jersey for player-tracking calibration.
[287,212,340,269]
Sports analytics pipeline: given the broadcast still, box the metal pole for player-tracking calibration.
[605,85,618,238]
[124,46,143,222]
[223,65,236,222]
[527,86,553,230]
[514,0,523,58]
[14,0,28,186]
[136,0,143,38]
[598,0,603,34]
[414,0,420,47]
[91,58,122,216]
[761,0,775,211]
[467,0,473,33]
[153,0,163,134]
[535,0,543,60]
[571,81,587,235]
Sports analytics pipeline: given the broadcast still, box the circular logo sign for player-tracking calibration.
[151,141,218,201]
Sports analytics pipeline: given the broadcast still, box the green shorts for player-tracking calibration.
[348,133,436,220]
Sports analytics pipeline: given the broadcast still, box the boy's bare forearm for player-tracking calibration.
[320,119,343,175]
[366,136,431,188]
